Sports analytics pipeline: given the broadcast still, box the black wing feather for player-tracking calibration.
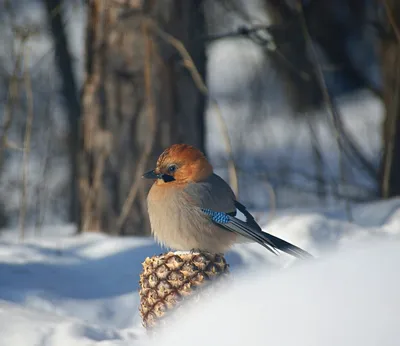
[219,217,279,255]
[234,201,263,230]
[219,216,312,259]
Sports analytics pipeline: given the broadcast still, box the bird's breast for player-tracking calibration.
[146,183,235,252]
[147,183,192,247]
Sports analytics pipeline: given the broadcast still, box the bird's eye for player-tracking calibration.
[167,165,177,174]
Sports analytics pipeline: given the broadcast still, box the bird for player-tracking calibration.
[142,143,312,259]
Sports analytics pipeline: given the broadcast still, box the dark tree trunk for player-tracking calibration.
[43,0,81,225]
[79,1,206,235]
[263,0,379,112]
[380,0,400,198]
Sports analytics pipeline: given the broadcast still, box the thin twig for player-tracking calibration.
[0,47,23,171]
[116,19,157,231]
[306,115,330,201]
[34,89,52,236]
[4,139,24,151]
[150,20,240,196]
[19,48,34,241]
[381,61,400,197]
[151,23,207,94]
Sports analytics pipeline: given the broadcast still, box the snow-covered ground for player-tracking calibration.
[1,198,400,345]
[148,238,400,346]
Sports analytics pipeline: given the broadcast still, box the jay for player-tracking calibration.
[143,144,311,259]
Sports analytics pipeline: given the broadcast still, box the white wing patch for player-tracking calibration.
[234,208,248,222]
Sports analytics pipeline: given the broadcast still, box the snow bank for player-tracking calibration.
[146,239,400,346]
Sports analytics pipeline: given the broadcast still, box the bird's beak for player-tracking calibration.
[142,169,160,180]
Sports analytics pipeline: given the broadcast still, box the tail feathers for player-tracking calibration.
[227,217,312,259]
[201,208,312,259]
[223,217,279,255]
[258,231,313,259]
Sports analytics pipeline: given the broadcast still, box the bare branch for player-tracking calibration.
[34,93,52,236]
[19,48,34,241]
[150,20,240,197]
[0,43,23,171]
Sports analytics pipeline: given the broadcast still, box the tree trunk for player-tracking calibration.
[380,1,400,198]
[43,0,81,225]
[79,0,206,235]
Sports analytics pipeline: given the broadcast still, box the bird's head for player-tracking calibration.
[142,144,213,185]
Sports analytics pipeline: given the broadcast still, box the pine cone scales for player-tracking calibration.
[139,251,229,328]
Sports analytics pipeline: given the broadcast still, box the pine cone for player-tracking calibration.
[139,251,230,329]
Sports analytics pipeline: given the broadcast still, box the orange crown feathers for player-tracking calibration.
[155,144,213,183]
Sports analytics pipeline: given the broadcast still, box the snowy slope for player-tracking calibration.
[147,239,400,346]
[1,198,400,345]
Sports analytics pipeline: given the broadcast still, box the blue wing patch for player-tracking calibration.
[201,208,230,224]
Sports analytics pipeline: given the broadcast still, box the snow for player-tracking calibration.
[0,229,158,331]
[1,198,400,345]
[0,301,135,346]
[147,239,400,346]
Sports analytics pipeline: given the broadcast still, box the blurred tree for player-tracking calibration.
[262,0,379,112]
[79,0,206,235]
[380,0,400,198]
[43,0,81,226]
